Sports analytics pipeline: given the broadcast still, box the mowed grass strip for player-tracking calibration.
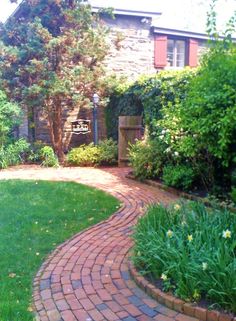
[0,179,119,321]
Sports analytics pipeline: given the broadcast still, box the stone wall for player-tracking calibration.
[103,15,156,80]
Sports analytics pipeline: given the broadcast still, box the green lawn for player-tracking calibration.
[0,179,119,321]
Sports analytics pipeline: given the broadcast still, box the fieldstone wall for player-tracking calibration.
[103,15,156,80]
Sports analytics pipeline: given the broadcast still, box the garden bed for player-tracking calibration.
[130,201,236,320]
[127,172,236,212]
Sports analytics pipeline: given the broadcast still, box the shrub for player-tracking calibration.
[129,139,167,180]
[105,70,194,141]
[0,90,21,145]
[67,140,118,166]
[27,140,45,163]
[132,201,236,313]
[0,138,30,169]
[67,143,100,166]
[162,164,195,191]
[97,139,118,165]
[40,146,59,167]
[231,188,236,204]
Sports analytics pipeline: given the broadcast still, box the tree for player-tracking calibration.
[0,89,21,145]
[0,0,110,162]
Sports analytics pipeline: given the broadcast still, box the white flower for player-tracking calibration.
[161,129,166,134]
[161,273,168,281]
[166,230,173,238]
[202,262,208,271]
[174,151,179,157]
[159,135,164,140]
[222,229,231,239]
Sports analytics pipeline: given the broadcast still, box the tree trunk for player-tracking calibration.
[47,102,65,164]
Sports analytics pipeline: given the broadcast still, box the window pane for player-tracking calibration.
[176,40,185,67]
[167,39,174,66]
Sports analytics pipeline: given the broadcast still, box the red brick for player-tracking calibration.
[79,298,94,311]
[219,313,233,321]
[60,310,76,321]
[88,309,104,321]
[123,304,142,317]
[101,308,119,321]
[183,303,196,317]
[207,310,220,321]
[154,315,174,321]
[194,306,207,321]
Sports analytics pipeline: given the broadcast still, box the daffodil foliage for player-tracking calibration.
[0,0,110,162]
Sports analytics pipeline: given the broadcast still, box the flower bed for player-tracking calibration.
[132,201,236,315]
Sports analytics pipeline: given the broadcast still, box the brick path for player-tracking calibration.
[0,166,199,321]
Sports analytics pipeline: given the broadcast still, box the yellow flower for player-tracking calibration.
[174,204,181,211]
[166,230,173,238]
[161,273,168,281]
[187,234,193,242]
[222,229,231,239]
[193,289,201,301]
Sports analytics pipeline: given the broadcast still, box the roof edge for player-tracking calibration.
[152,26,236,41]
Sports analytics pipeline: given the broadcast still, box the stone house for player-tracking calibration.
[14,4,210,147]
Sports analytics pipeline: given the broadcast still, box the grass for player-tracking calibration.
[132,201,236,314]
[0,179,119,321]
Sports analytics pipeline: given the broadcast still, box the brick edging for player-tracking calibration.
[129,261,235,321]
[126,173,236,213]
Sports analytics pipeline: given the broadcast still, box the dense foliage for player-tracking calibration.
[67,138,118,166]
[0,138,30,169]
[0,0,111,162]
[0,90,21,145]
[105,70,194,141]
[132,201,236,313]
[127,31,236,202]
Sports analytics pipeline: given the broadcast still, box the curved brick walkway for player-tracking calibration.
[0,166,198,321]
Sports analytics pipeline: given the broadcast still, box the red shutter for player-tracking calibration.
[189,39,198,67]
[154,35,167,68]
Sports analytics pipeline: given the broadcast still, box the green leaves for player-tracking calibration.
[0,90,21,146]
[132,201,236,312]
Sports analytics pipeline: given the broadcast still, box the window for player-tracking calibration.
[154,35,198,69]
[167,39,185,67]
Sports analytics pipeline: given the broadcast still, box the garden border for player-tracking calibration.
[129,261,236,321]
[127,172,236,321]
[126,172,236,212]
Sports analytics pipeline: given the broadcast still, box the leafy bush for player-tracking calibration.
[97,139,118,165]
[27,140,45,163]
[67,139,118,166]
[0,139,30,169]
[162,164,195,191]
[129,139,167,180]
[105,70,194,141]
[0,90,21,145]
[40,146,59,167]
[132,201,236,313]
[231,188,236,204]
[67,143,100,166]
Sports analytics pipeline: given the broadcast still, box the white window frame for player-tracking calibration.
[167,39,186,69]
